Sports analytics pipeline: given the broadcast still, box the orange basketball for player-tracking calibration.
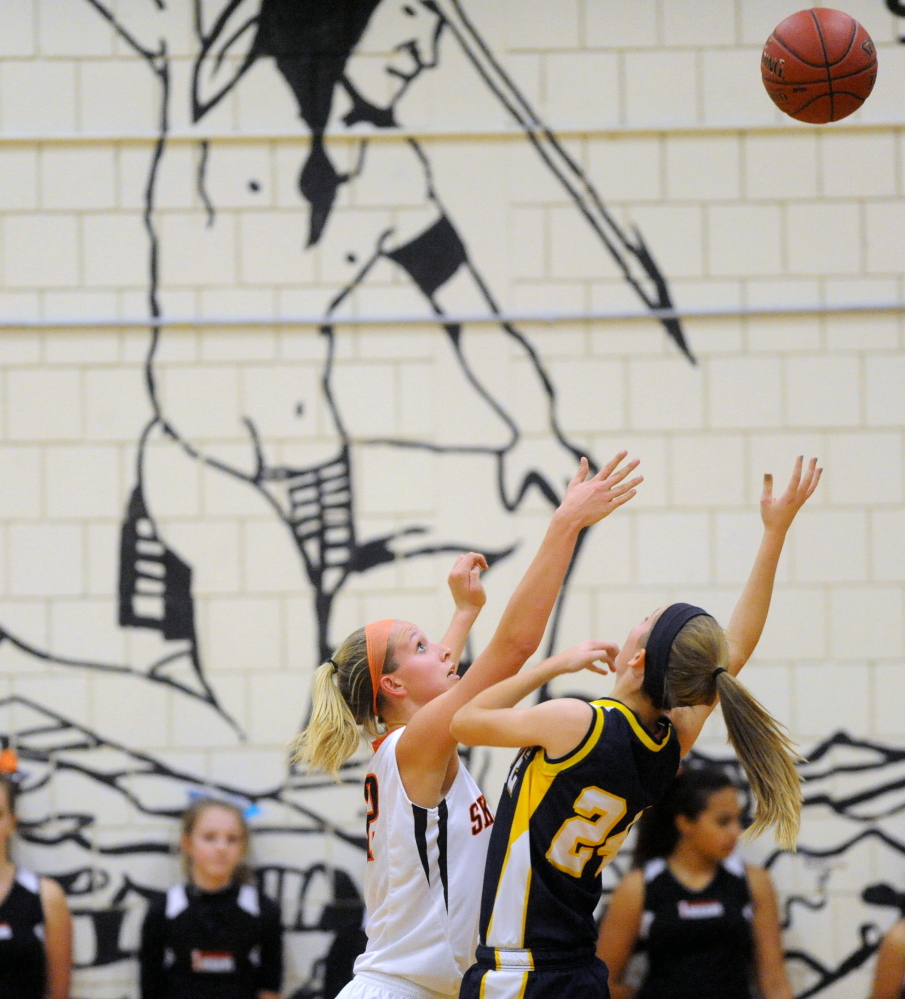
[761,8,877,123]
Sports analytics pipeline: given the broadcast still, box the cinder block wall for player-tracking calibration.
[1,3,903,997]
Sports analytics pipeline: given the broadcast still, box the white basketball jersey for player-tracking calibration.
[353,728,495,995]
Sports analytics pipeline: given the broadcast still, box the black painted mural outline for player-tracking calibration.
[0,0,694,714]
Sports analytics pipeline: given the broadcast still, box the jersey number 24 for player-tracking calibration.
[546,786,640,878]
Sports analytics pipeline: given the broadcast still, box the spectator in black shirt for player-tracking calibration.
[140,797,282,999]
[0,752,72,999]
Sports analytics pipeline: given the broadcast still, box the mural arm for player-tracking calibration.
[40,878,72,999]
[385,186,586,507]
[747,865,794,999]
[668,456,822,755]
[439,552,488,664]
[595,868,645,999]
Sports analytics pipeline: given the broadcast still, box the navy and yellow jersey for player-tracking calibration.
[479,698,681,955]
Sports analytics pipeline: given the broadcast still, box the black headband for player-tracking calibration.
[642,603,712,710]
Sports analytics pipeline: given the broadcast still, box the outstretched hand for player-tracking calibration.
[761,455,822,534]
[448,552,489,613]
[546,639,620,677]
[557,453,642,530]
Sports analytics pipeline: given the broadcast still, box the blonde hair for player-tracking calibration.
[291,627,398,779]
[658,615,803,850]
[180,798,252,884]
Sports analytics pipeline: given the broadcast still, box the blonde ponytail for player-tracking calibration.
[291,627,397,779]
[715,671,802,849]
[662,614,803,851]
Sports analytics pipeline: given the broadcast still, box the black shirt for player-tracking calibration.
[636,856,754,999]
[0,868,47,999]
[140,882,283,999]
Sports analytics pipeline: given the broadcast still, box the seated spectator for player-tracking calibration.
[140,796,283,999]
[597,766,791,999]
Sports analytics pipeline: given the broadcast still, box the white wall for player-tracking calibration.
[1,2,904,996]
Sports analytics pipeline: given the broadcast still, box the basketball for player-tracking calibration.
[761,8,877,123]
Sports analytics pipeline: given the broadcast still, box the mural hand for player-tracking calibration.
[760,455,822,535]
[447,552,488,613]
[556,453,642,530]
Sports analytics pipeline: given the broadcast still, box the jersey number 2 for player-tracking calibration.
[364,774,379,862]
[546,786,635,877]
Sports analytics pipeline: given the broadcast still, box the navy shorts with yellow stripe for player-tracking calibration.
[459,946,610,999]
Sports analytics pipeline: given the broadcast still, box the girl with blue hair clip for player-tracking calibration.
[139,796,282,999]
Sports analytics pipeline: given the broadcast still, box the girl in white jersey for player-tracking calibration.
[295,452,643,999]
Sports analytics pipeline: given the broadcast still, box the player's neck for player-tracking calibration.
[668,843,719,888]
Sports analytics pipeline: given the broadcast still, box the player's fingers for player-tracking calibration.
[568,456,590,488]
[761,472,773,502]
[798,457,818,497]
[805,465,823,498]
[604,456,639,486]
[609,488,638,509]
[596,450,628,482]
[787,455,803,494]
[609,474,643,497]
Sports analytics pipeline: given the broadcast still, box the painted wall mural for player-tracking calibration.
[1,3,904,998]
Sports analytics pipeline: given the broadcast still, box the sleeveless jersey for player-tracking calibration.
[353,727,495,995]
[139,881,282,999]
[636,855,754,999]
[0,868,47,999]
[478,698,681,955]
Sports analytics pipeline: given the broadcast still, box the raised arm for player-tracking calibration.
[450,639,616,759]
[725,456,821,672]
[397,453,640,802]
[439,552,488,664]
[669,456,821,753]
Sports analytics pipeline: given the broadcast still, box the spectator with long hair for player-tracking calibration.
[597,765,791,999]
[0,750,72,999]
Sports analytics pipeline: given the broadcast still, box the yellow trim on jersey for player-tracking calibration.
[592,697,672,752]
[539,702,605,774]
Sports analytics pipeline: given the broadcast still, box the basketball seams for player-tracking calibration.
[808,9,834,120]
[768,32,829,69]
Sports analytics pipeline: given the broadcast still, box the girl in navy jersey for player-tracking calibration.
[139,797,282,999]
[296,452,642,999]
[597,766,791,999]
[0,753,72,999]
[451,456,819,999]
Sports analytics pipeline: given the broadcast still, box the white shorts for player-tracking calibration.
[337,970,454,999]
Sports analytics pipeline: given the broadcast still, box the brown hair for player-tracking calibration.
[180,798,252,884]
[655,614,802,850]
[0,774,18,816]
[291,626,398,779]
